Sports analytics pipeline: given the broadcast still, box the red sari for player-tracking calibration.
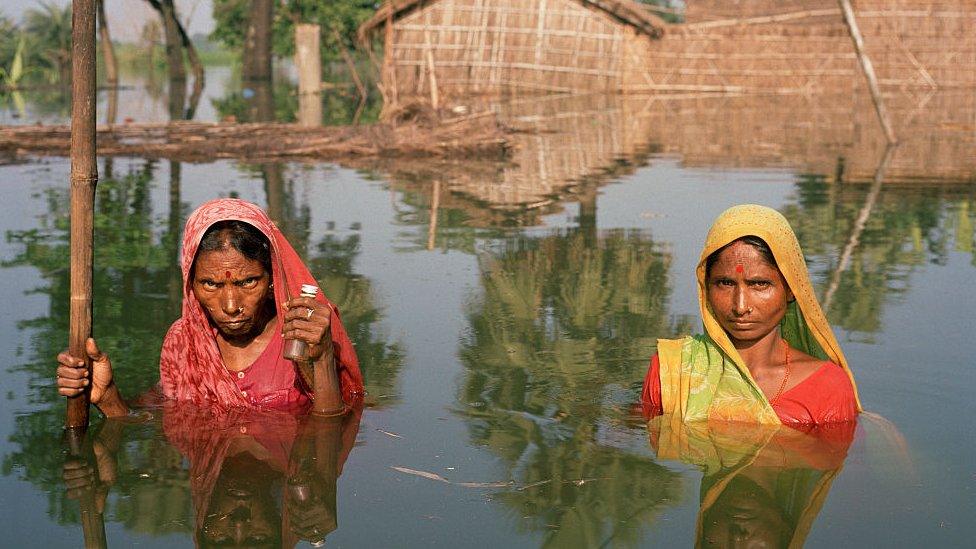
[641,354,858,425]
[159,198,364,410]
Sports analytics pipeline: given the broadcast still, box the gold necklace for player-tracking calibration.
[770,339,792,405]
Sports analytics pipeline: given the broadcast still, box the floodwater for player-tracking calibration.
[1,67,975,547]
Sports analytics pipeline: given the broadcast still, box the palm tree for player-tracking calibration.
[24,2,72,85]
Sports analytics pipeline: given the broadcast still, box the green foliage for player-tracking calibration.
[0,14,17,68]
[211,0,376,63]
[0,35,27,87]
[23,1,72,84]
[0,2,73,86]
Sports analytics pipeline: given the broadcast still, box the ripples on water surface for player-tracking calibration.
[0,72,974,547]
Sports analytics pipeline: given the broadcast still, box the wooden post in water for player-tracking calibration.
[427,180,440,251]
[838,0,897,144]
[67,0,98,431]
[295,24,322,128]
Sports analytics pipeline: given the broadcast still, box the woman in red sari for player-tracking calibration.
[56,198,363,415]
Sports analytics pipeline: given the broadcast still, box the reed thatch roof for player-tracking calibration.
[358,0,667,43]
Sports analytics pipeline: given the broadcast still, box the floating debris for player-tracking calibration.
[391,466,449,483]
[390,466,512,489]
[376,429,403,439]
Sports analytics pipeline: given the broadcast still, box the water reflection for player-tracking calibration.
[162,404,360,547]
[458,227,691,544]
[783,174,976,339]
[650,419,855,548]
[59,405,361,547]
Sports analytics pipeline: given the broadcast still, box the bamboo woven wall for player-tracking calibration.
[854,0,976,89]
[387,0,648,96]
[378,0,975,96]
[650,0,976,93]
[634,24,857,93]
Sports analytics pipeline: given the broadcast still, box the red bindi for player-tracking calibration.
[735,264,744,274]
[225,271,232,279]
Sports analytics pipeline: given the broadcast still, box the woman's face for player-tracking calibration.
[706,241,793,347]
[192,247,272,339]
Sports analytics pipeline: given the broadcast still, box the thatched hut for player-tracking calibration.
[358,0,667,98]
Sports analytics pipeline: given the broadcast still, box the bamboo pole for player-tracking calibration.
[67,0,98,431]
[838,0,898,144]
[384,7,398,108]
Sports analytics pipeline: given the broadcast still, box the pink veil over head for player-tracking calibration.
[158,198,364,409]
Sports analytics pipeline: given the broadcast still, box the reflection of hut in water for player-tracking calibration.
[361,0,975,97]
[362,94,662,228]
[637,90,976,183]
[364,86,973,238]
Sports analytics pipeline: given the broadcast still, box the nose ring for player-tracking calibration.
[237,307,244,314]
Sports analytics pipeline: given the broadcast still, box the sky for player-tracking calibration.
[3,0,216,43]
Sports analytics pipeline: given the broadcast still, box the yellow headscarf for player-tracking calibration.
[657,204,862,423]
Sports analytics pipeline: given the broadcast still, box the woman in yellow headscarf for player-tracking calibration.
[641,205,861,424]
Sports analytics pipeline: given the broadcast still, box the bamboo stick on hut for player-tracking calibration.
[384,6,398,108]
[838,0,897,144]
[683,8,842,30]
[423,29,440,110]
[67,0,98,431]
